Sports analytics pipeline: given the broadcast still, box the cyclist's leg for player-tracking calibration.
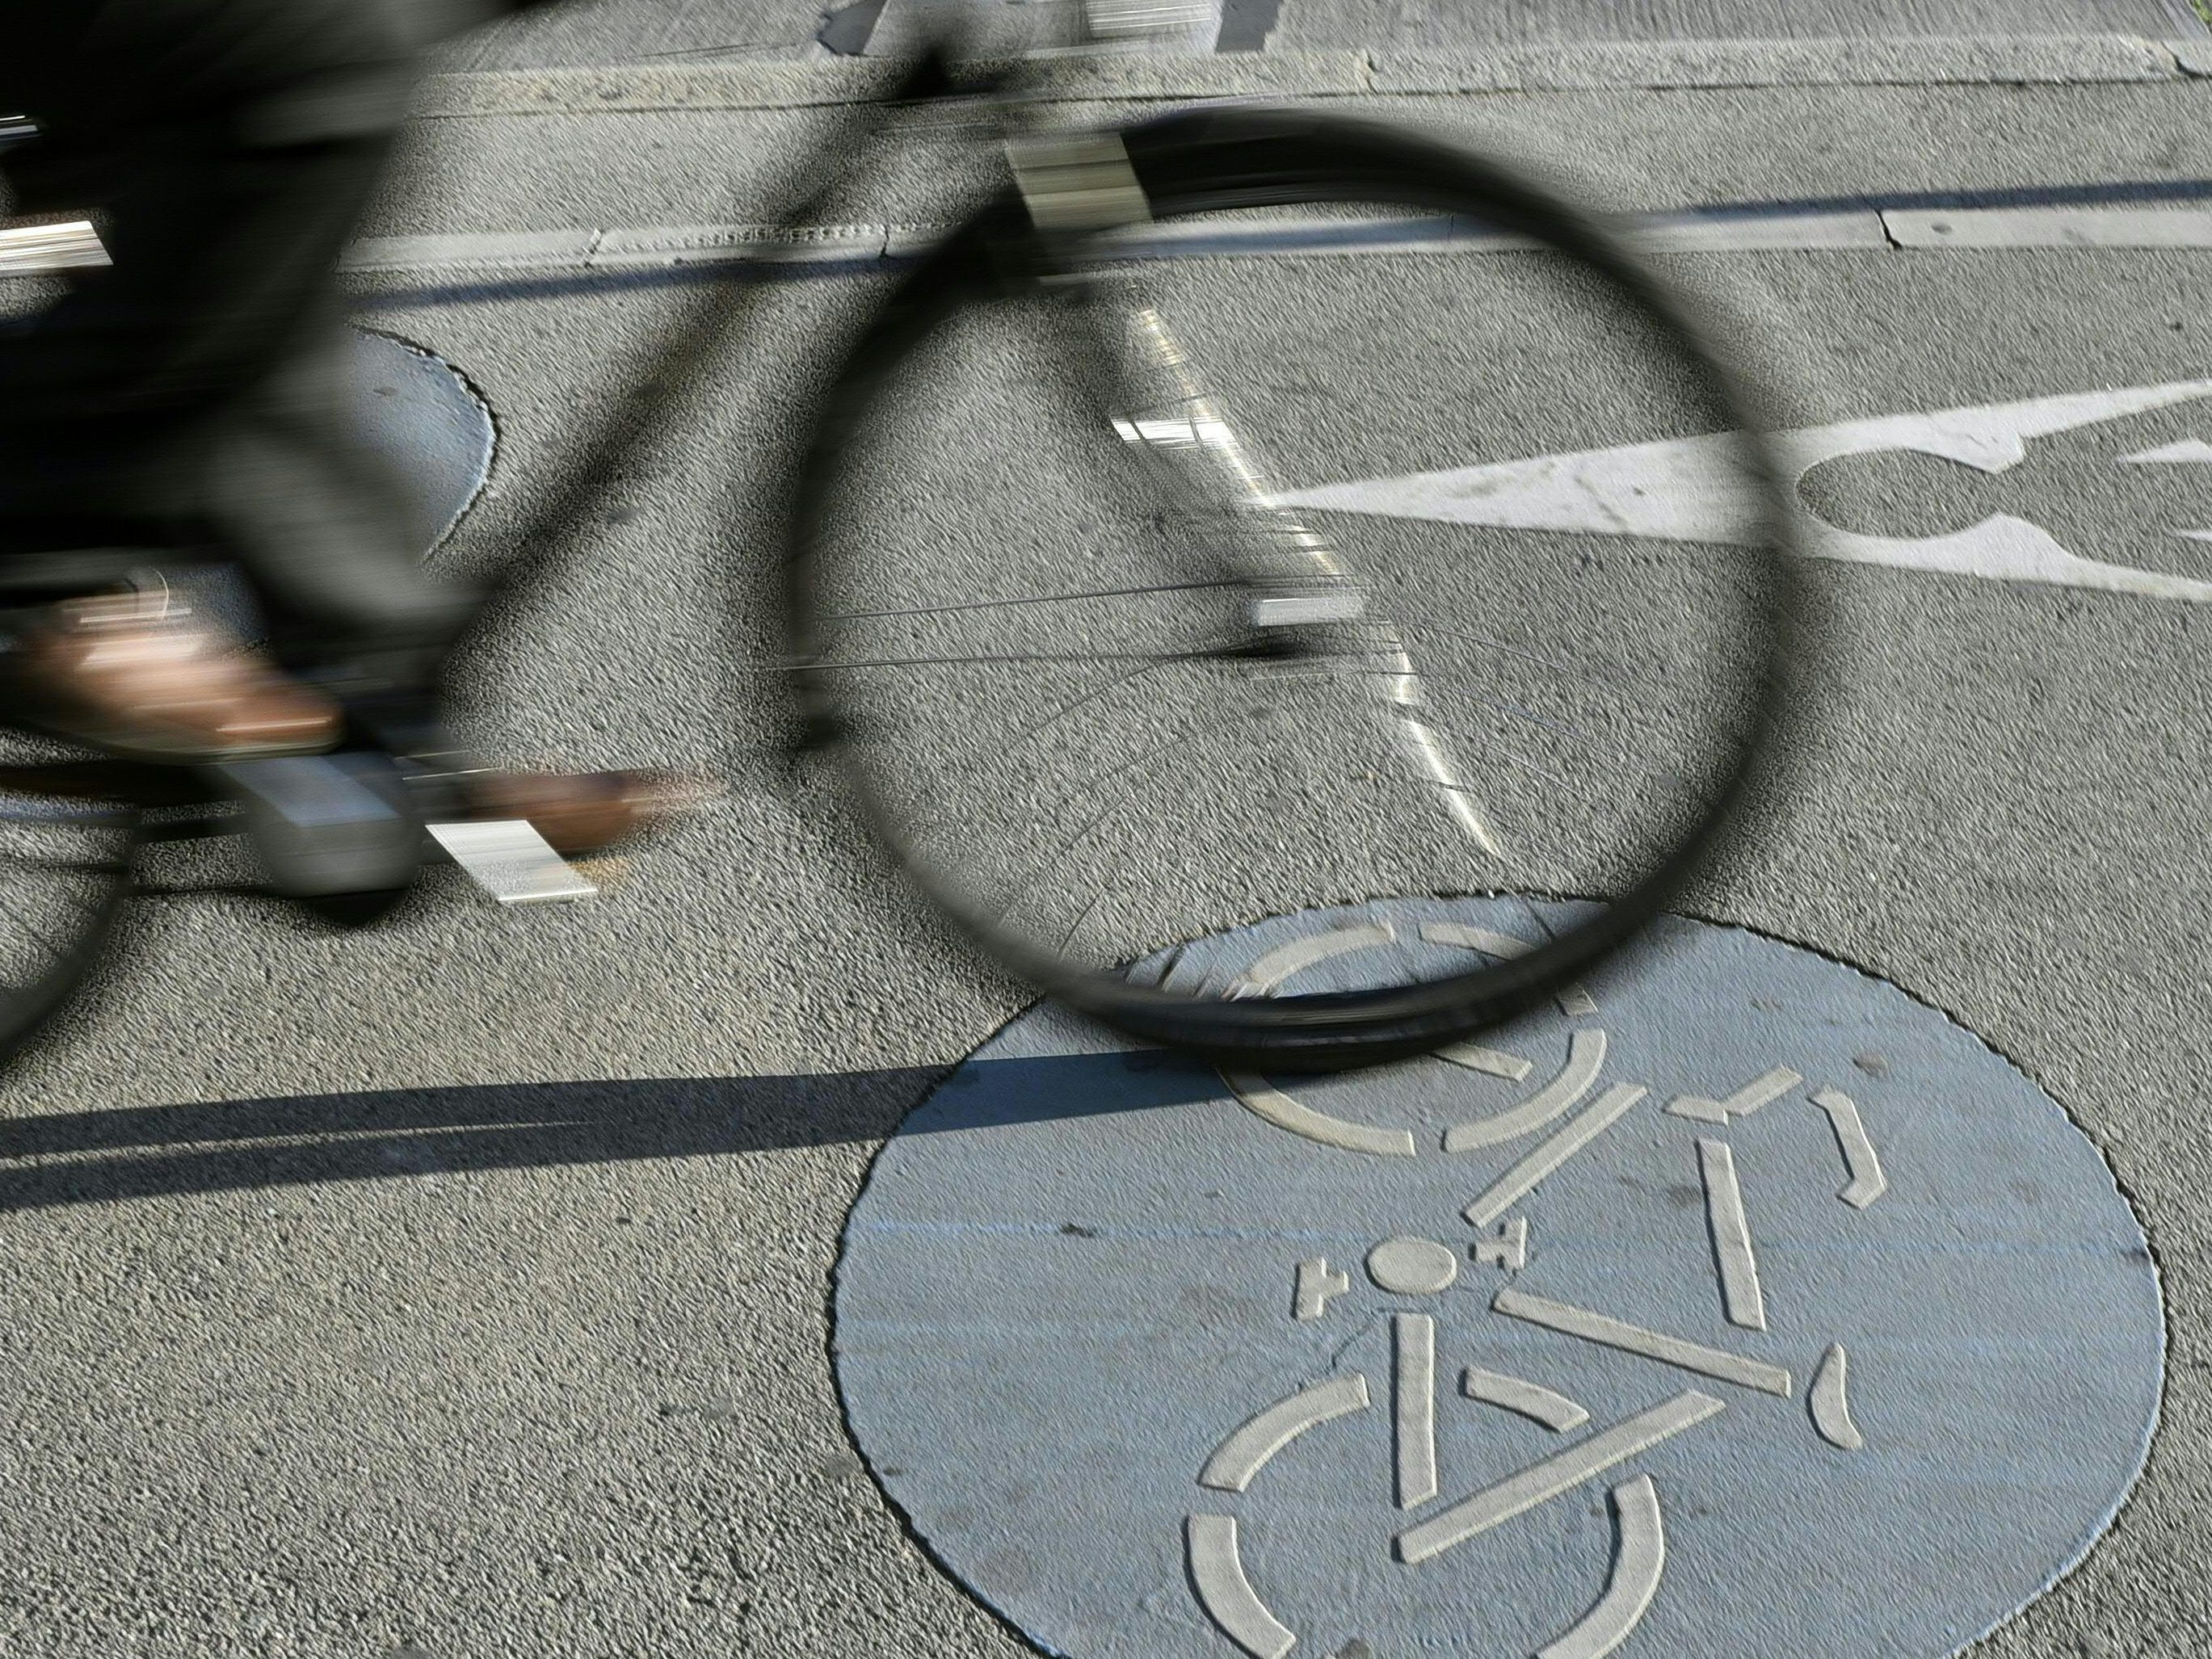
[0,0,471,751]
[204,310,482,746]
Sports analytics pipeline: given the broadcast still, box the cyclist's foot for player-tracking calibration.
[5,590,342,762]
[455,768,712,855]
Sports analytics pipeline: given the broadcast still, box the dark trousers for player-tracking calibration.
[0,0,505,718]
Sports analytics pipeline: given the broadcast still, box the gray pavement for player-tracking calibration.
[4,29,2212,1659]
[433,0,2211,69]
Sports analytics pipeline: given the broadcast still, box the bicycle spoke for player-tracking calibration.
[814,646,1234,672]
[1397,615,1639,693]
[913,658,1170,788]
[982,719,1213,930]
[822,578,1242,622]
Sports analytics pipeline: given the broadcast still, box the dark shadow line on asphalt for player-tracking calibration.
[0,1048,1229,1215]
[344,176,2212,313]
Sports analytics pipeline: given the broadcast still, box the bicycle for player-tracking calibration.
[0,0,1806,1072]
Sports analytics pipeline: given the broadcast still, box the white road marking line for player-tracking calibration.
[1199,1373,1371,1492]
[1493,1288,1794,1397]
[1395,1312,1439,1509]
[1444,1027,1607,1153]
[2122,438,2212,464]
[1810,1086,1888,1208]
[1886,206,2212,248]
[1186,1515,1295,1659]
[1667,1064,1802,1124]
[1538,1476,1668,1659]
[1470,1216,1529,1272]
[1697,1138,1768,1331]
[1462,1365,1592,1433]
[1221,1071,1419,1157]
[1277,378,2212,606]
[1292,1257,1350,1321]
[1463,1083,1647,1228]
[1394,1392,1722,1565]
[1230,922,1393,994]
[0,219,107,271]
[27,206,2212,285]
[1810,1342,1865,1451]
[1435,1042,1534,1081]
[1419,922,1597,1015]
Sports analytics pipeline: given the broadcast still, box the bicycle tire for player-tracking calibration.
[0,752,141,1067]
[784,105,1805,1069]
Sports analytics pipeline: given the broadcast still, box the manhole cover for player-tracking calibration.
[835,898,2161,1659]
[347,328,494,556]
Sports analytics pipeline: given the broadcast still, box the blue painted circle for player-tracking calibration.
[835,899,2162,1659]
[347,327,494,557]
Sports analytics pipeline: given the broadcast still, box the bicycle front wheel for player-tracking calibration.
[786,107,1804,1069]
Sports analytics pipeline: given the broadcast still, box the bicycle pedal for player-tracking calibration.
[1247,590,1367,628]
[207,752,423,900]
[427,818,598,905]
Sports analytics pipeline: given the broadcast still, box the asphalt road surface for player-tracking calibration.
[3,28,2212,1659]
[435,0,2212,69]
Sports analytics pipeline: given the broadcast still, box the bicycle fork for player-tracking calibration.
[1007,125,1506,858]
[1102,299,1507,860]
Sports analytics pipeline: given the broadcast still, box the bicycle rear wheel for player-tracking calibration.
[0,739,141,1064]
[785,107,1804,1069]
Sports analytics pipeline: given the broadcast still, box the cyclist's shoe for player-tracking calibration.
[456,768,713,855]
[6,590,342,762]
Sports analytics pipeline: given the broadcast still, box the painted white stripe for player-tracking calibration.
[1279,378,2212,607]
[1199,1373,1371,1492]
[1633,210,1889,251]
[1810,1086,1888,1208]
[1539,1476,1668,1659]
[1886,206,2212,249]
[1697,1137,1767,1331]
[1222,1070,1419,1157]
[1462,1082,1646,1228]
[1394,1312,1439,1509]
[413,36,2201,121]
[0,220,107,272]
[1230,922,1394,994]
[344,228,597,271]
[1666,1063,1802,1124]
[14,205,2212,283]
[1186,1515,1295,1659]
[1418,921,1596,1015]
[1810,1342,1865,1451]
[1444,1027,1607,1153]
[2123,439,2212,464]
[1434,1042,1534,1081]
[1493,1288,1794,1396]
[1394,1391,1722,1565]
[1099,208,1891,258]
[1463,1366,1592,1433]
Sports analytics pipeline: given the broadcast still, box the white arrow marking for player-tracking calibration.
[1273,379,2212,603]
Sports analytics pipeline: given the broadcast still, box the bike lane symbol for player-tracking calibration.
[834,899,2162,1659]
[1190,921,1879,1659]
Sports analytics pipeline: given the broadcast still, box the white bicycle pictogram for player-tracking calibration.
[1186,920,1884,1659]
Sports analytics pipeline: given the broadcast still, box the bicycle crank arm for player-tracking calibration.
[207,754,600,911]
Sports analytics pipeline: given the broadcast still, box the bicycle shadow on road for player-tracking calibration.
[0,1047,1230,1215]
